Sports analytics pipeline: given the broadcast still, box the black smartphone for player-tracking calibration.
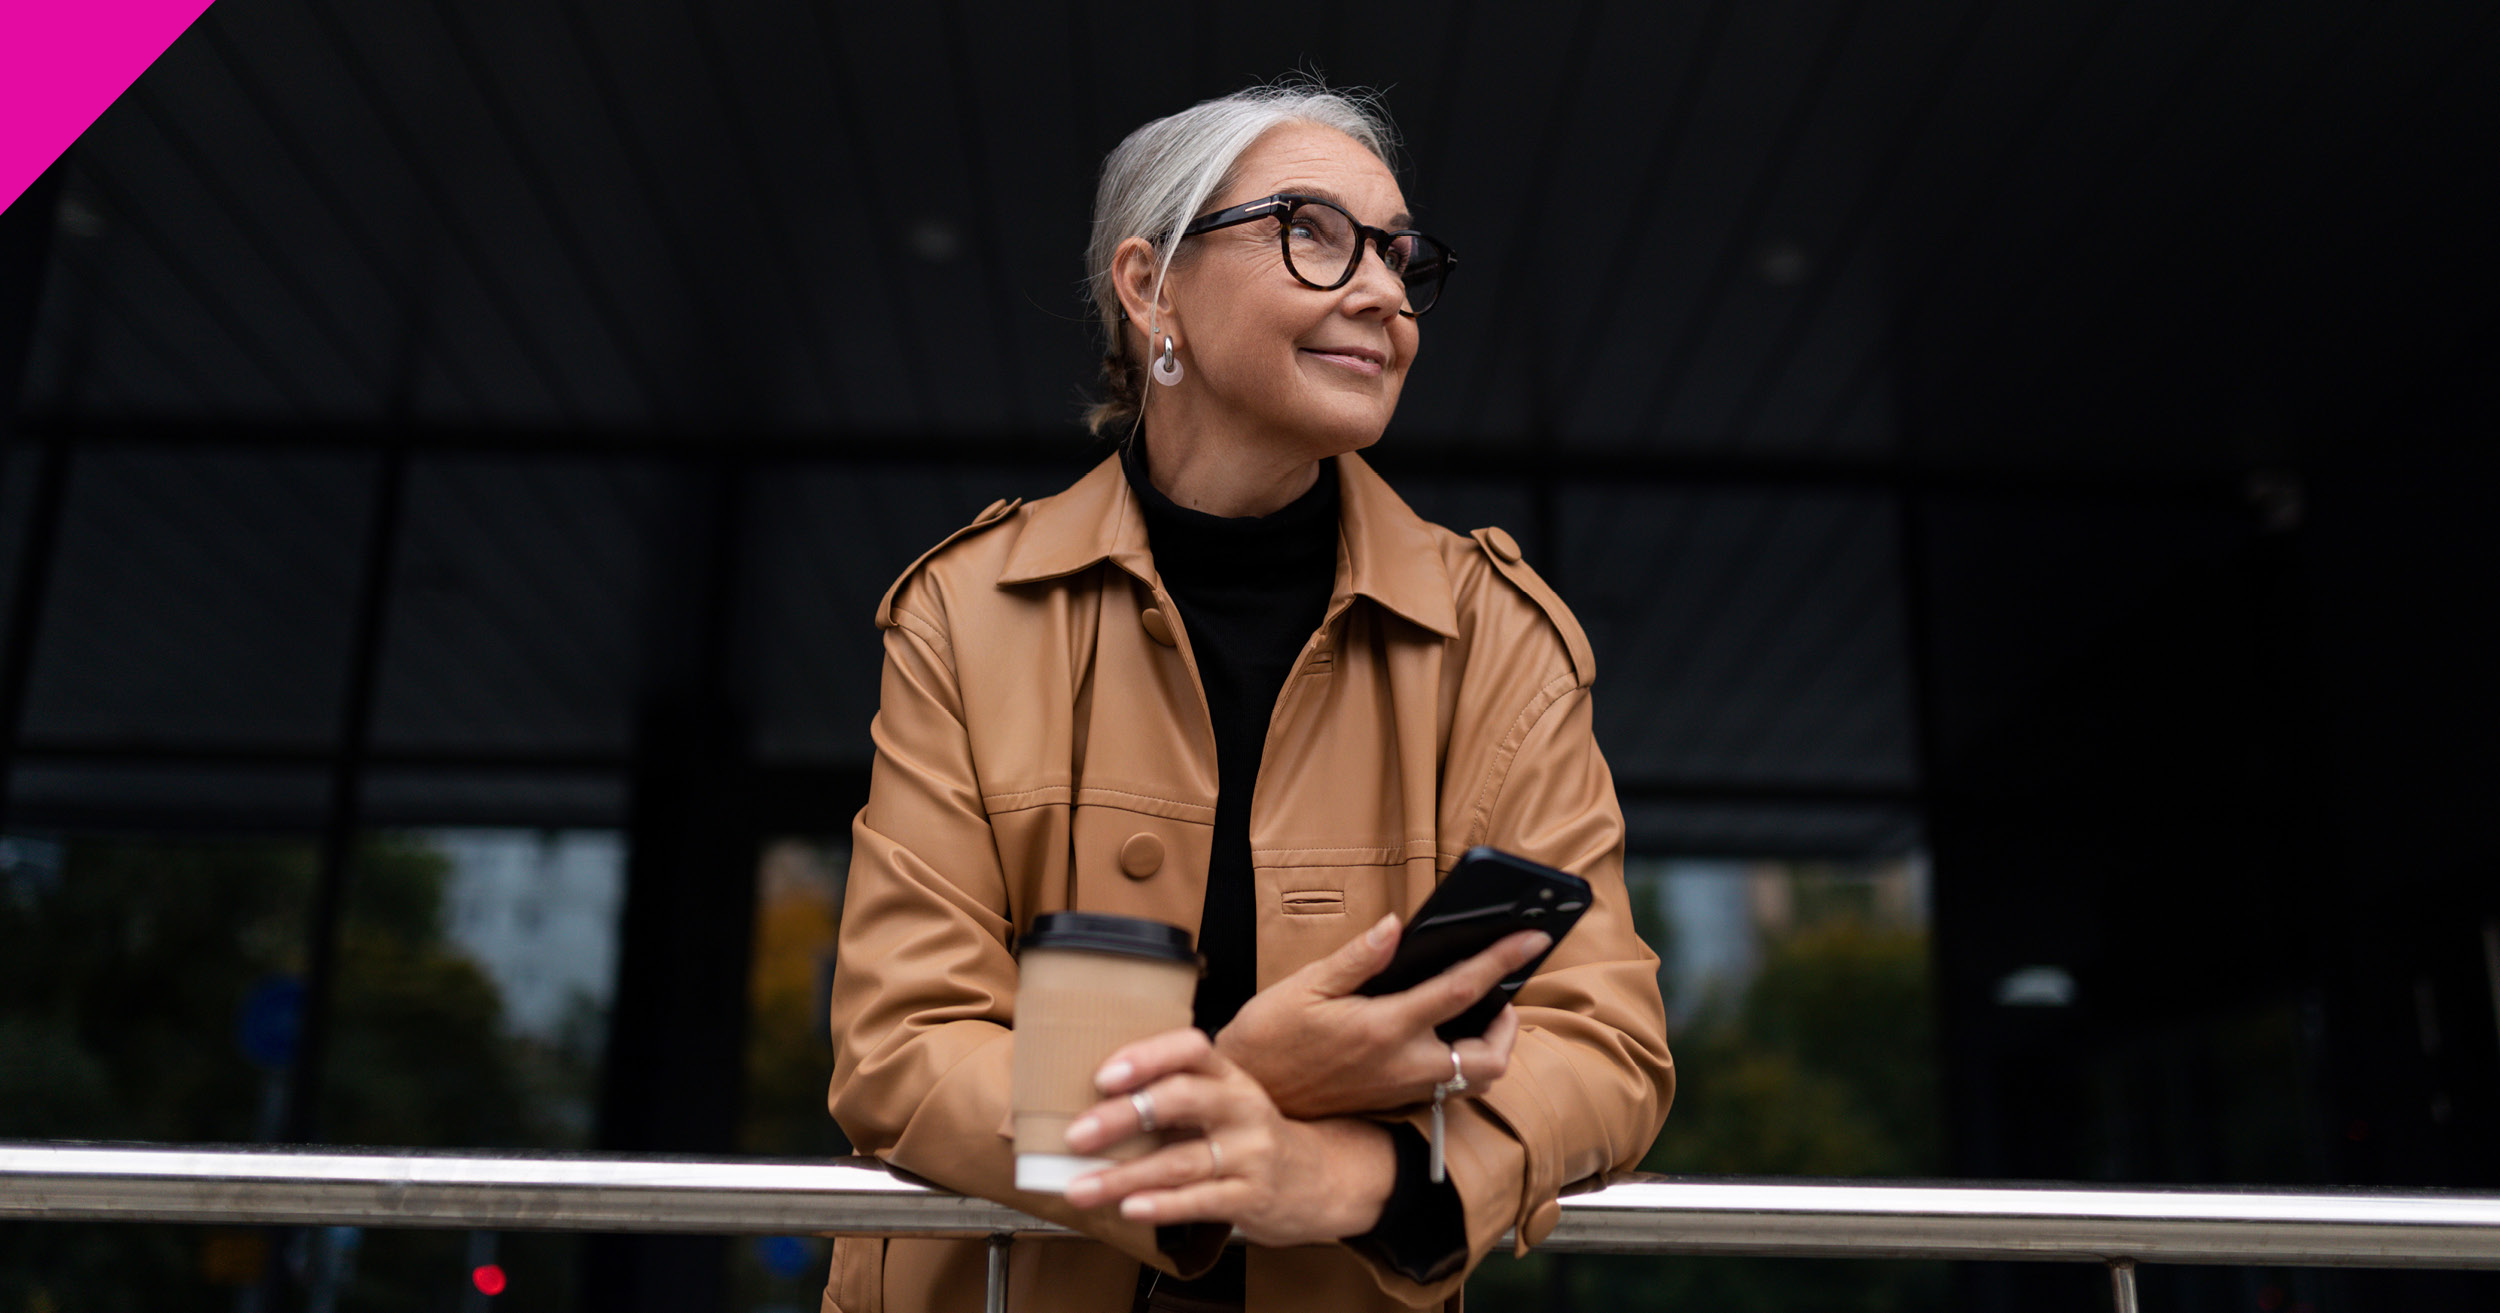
[1354,846,1592,1041]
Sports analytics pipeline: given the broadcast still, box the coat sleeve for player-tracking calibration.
[1364,676,1676,1305]
[826,603,1226,1276]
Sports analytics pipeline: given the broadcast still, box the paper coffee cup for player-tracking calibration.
[1011,912,1199,1194]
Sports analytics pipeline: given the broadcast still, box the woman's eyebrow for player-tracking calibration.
[1276,183,1411,230]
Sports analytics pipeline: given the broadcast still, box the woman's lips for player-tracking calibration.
[1301,347,1385,377]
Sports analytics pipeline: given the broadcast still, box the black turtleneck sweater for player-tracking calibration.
[1123,441,1466,1297]
[1126,439,1340,1036]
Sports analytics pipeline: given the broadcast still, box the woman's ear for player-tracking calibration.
[1110,235,1175,348]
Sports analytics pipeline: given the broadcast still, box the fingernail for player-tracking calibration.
[1525,931,1552,954]
[1368,914,1397,947]
[1120,1196,1155,1221]
[1095,1059,1133,1090]
[1067,1115,1099,1146]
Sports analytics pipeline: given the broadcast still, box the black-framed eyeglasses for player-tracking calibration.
[1179,193,1456,317]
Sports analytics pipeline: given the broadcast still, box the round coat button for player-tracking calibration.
[1483,526,1523,564]
[1140,607,1176,646]
[1118,833,1164,878]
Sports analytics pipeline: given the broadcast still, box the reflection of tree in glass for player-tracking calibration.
[0,834,590,1311]
[738,839,848,1159]
[1470,863,1949,1313]
[728,841,846,1313]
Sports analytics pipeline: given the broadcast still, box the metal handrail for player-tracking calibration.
[8,1143,2500,1311]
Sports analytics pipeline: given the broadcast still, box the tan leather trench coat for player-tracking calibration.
[824,451,1673,1313]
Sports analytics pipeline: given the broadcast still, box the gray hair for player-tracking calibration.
[1082,78,1400,436]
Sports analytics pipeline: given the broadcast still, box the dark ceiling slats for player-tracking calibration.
[287,0,591,426]
[440,0,687,428]
[1800,0,2133,452]
[1978,0,2385,439]
[1629,0,1876,445]
[188,16,494,420]
[125,85,390,408]
[673,0,849,426]
[1554,0,1741,428]
[1718,0,2002,449]
[934,0,1037,432]
[1449,0,1602,431]
[1923,0,2265,426]
[1732,558,1906,781]
[1619,497,1800,769]
[74,156,323,415]
[381,459,639,752]
[803,0,937,427]
[55,248,219,410]
[13,0,2494,822]
[26,451,369,746]
[1675,496,1888,776]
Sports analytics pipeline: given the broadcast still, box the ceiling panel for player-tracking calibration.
[371,453,687,755]
[14,0,2495,464]
[1558,482,1914,789]
[21,445,375,748]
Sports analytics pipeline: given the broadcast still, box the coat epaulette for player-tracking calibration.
[875,497,1023,628]
[1469,525,1595,686]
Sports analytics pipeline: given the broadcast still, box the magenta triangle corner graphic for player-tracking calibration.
[2,1,223,215]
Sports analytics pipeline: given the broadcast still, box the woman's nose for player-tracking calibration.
[1344,241,1407,313]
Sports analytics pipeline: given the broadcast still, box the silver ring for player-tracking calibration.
[1205,1136,1224,1177]
[1440,1047,1469,1096]
[1129,1089,1158,1134]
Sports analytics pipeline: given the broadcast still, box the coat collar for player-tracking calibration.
[999,449,1460,639]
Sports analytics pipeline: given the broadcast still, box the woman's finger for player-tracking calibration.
[1091,1026,1215,1095]
[1297,912,1401,996]
[1064,1071,1229,1154]
[1398,929,1551,1028]
[1115,1175,1259,1225]
[1450,1004,1520,1088]
[1065,1134,1231,1208]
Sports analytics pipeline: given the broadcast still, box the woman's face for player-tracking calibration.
[1152,122,1421,459]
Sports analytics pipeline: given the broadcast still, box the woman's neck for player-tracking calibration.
[1140,425,1325,518]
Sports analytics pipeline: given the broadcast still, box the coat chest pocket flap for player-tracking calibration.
[1281,888,1344,915]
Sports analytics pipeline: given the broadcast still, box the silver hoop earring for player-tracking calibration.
[1152,334,1184,387]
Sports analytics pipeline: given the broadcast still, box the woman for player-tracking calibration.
[825,81,1672,1313]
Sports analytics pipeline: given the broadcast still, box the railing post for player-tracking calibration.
[2107,1258,2138,1312]
[986,1232,1012,1313]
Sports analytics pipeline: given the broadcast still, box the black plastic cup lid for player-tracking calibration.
[1021,912,1196,965]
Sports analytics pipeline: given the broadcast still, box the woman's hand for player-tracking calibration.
[1214,914,1546,1119]
[1061,1028,1397,1247]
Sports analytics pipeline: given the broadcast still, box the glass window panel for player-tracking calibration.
[372,454,682,757]
[738,836,847,1157]
[19,446,375,750]
[0,831,317,1141]
[0,830,318,1307]
[741,465,1042,764]
[1555,484,1917,792]
[319,828,625,1150]
[731,837,847,1313]
[1471,853,1945,1312]
[315,828,624,1313]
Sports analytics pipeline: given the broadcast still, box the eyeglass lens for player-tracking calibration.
[1282,200,1449,315]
